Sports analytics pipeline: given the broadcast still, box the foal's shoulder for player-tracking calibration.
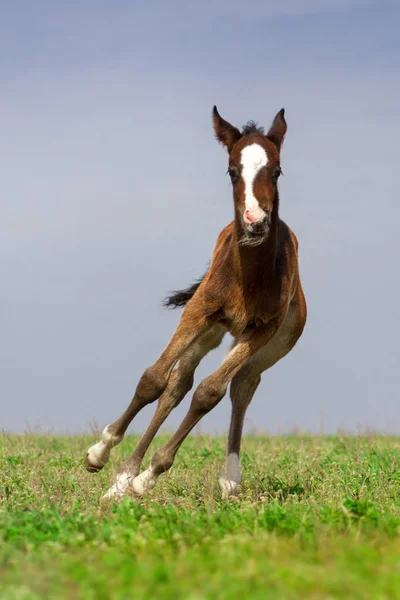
[278,219,299,252]
[211,221,234,255]
[217,221,234,243]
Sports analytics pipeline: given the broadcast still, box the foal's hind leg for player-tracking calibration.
[84,304,210,473]
[220,299,307,498]
[219,363,261,499]
[103,326,225,499]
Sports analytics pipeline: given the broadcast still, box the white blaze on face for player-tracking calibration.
[240,143,268,224]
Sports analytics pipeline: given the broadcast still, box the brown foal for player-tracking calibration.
[85,106,307,500]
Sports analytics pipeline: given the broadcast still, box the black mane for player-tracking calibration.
[241,121,265,136]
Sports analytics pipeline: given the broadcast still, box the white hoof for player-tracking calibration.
[102,472,131,501]
[131,467,158,497]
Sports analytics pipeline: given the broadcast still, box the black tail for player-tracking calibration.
[163,274,206,309]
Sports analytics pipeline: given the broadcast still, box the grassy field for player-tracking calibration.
[1,432,400,599]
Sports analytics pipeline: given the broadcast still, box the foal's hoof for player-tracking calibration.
[84,452,105,473]
[84,440,111,473]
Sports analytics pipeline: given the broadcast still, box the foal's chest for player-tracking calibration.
[203,245,291,337]
[219,283,282,336]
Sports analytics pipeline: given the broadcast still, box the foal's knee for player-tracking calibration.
[175,372,195,402]
[170,369,195,399]
[136,366,169,405]
[191,378,226,416]
[157,370,195,414]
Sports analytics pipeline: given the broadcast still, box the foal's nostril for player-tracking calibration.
[253,216,268,228]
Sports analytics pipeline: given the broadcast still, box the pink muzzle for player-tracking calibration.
[243,208,266,225]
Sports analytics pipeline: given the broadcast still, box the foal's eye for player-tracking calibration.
[272,166,282,182]
[227,167,240,184]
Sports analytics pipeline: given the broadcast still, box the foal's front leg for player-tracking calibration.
[103,326,225,499]
[84,305,210,474]
[130,318,283,497]
[220,298,308,497]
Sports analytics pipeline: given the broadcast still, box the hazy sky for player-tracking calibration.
[2,0,400,435]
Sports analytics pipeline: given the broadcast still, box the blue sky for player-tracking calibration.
[2,0,400,434]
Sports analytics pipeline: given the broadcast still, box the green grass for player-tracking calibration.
[1,433,400,599]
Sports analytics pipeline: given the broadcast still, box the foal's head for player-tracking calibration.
[213,106,287,246]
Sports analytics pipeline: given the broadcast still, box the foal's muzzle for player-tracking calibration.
[249,215,268,230]
[246,214,270,237]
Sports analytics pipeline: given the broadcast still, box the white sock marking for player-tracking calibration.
[219,452,241,498]
[131,466,158,496]
[86,425,124,469]
[240,144,268,221]
[103,471,131,500]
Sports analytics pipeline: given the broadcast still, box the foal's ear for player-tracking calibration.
[212,106,242,152]
[266,108,287,150]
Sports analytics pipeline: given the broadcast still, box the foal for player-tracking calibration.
[85,106,307,500]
